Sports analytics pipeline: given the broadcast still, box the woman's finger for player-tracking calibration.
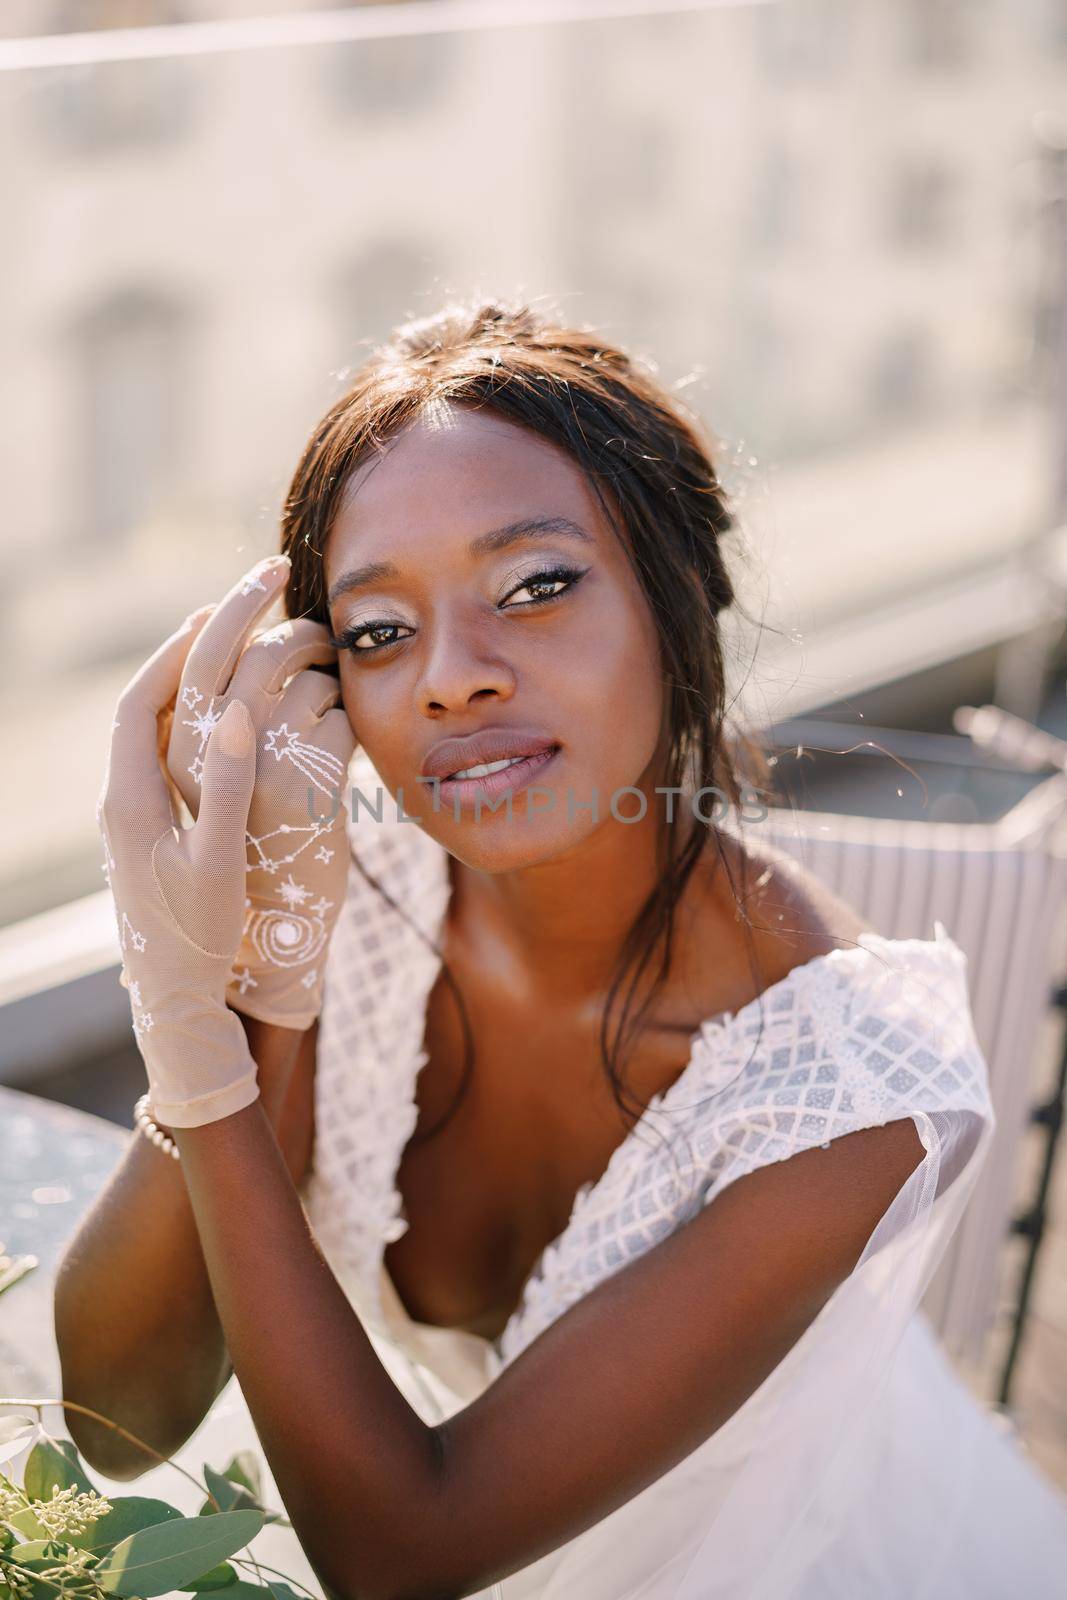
[101,607,216,846]
[180,556,292,705]
[274,666,343,725]
[227,618,339,719]
[167,556,291,807]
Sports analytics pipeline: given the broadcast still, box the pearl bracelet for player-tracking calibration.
[133,1091,181,1161]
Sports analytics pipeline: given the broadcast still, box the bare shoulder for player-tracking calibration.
[694,821,878,987]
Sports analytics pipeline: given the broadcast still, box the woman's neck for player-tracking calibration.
[444,791,721,1010]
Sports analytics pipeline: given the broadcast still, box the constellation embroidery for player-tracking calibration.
[180,685,204,711]
[119,911,146,953]
[315,844,334,864]
[232,966,258,995]
[263,722,346,799]
[246,818,335,876]
[240,572,267,596]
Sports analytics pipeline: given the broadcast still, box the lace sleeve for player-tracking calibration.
[693,925,993,1217]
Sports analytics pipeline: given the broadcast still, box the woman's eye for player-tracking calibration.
[501,565,588,609]
[329,566,587,658]
[329,622,412,656]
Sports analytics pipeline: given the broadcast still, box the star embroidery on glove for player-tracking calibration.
[181,685,204,711]
[277,873,312,908]
[257,623,292,646]
[300,968,318,990]
[184,702,223,744]
[263,723,300,760]
[315,844,334,864]
[310,896,333,916]
[240,572,268,596]
[133,1011,155,1036]
[120,912,146,953]
[129,979,142,1006]
[188,753,205,785]
[263,723,346,798]
[232,967,258,994]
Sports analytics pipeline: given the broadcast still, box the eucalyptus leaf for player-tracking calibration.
[91,1508,265,1597]
[201,1464,261,1517]
[4,1505,48,1543]
[2,1541,81,1600]
[195,1585,276,1599]
[75,1496,184,1556]
[198,1462,286,1527]
[0,1418,36,1467]
[183,1558,238,1589]
[221,1452,262,1502]
[23,1433,96,1499]
[7,1537,73,1561]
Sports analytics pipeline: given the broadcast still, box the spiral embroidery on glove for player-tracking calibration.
[245,905,328,968]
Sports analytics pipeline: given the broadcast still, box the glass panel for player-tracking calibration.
[1,0,1064,923]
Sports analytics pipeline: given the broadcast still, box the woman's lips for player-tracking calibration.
[429,745,561,812]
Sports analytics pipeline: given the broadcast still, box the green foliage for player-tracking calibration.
[0,1422,316,1600]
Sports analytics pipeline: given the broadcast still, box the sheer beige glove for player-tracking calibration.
[164,558,357,1030]
[96,607,264,1130]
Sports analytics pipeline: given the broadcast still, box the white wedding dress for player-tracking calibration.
[289,752,1067,1598]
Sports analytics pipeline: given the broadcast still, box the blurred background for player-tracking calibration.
[2,0,1067,1499]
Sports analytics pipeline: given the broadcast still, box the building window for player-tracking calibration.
[73,288,192,546]
[1039,0,1067,52]
[34,2,194,152]
[888,158,959,251]
[902,0,978,71]
[755,0,850,82]
[750,146,799,253]
[332,239,444,361]
[321,26,459,119]
[868,326,934,420]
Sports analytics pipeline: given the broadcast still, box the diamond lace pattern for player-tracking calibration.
[302,754,994,1370]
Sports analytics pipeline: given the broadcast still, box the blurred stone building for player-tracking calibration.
[1,0,1066,920]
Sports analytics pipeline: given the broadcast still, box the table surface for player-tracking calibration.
[0,1085,128,1393]
[0,1083,325,1597]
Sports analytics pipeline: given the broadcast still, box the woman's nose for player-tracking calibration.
[417,609,516,715]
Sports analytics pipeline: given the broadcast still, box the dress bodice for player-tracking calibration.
[299,751,994,1413]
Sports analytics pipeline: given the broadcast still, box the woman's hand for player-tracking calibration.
[164,557,357,1031]
[96,598,266,1129]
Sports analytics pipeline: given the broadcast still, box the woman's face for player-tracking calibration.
[323,401,668,871]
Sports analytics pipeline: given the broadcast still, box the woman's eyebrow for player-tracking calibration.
[326,516,593,606]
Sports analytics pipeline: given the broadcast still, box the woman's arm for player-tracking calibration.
[171,1090,925,1600]
[54,1013,318,1480]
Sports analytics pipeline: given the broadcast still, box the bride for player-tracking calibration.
[59,299,1067,1598]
